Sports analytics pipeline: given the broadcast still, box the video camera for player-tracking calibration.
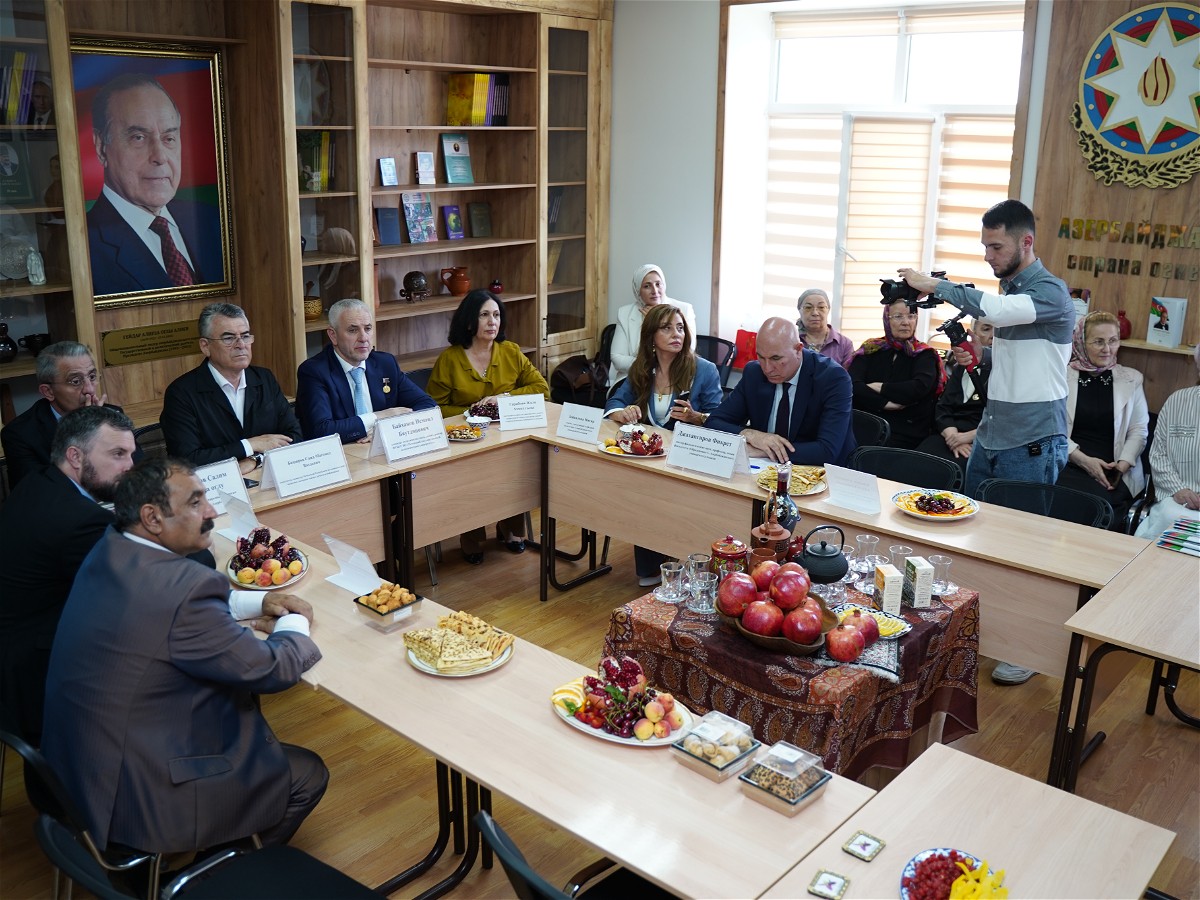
[878,271,946,310]
[935,310,982,372]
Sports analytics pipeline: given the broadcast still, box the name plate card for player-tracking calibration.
[260,435,351,499]
[666,423,749,479]
[821,464,881,515]
[555,402,604,444]
[498,394,548,431]
[323,533,387,597]
[195,457,250,516]
[216,492,260,541]
[368,407,449,463]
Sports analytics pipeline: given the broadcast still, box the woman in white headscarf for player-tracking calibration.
[607,264,697,387]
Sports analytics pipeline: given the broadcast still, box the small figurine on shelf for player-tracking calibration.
[489,278,503,295]
[26,249,46,286]
[400,270,430,303]
[303,281,323,321]
[1117,309,1132,340]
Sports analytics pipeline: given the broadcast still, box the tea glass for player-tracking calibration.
[889,544,912,571]
[654,561,685,604]
[685,552,712,598]
[928,554,958,595]
[854,534,879,574]
[687,571,719,615]
[854,554,889,598]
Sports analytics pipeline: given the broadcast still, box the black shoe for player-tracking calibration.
[504,538,526,554]
[463,552,484,565]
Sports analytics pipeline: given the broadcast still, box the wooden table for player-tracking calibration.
[604,588,979,780]
[762,742,1176,900]
[1049,542,1200,791]
[231,532,877,899]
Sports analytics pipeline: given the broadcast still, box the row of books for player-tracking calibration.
[445,73,510,127]
[1,52,40,125]
[375,196,493,245]
[297,130,335,193]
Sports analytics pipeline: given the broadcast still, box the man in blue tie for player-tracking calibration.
[707,317,855,466]
[295,298,437,444]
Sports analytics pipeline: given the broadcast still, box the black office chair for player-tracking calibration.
[474,809,673,900]
[851,409,891,448]
[847,445,963,492]
[406,366,433,393]
[694,334,736,388]
[975,478,1114,529]
[132,422,168,460]
[595,323,616,377]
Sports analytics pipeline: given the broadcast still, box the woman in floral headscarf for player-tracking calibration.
[847,299,947,449]
[1057,310,1148,527]
[607,264,697,387]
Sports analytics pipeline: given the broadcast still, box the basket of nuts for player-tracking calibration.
[738,741,831,816]
[671,710,760,782]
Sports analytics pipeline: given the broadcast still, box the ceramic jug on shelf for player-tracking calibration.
[441,266,470,296]
[0,323,16,364]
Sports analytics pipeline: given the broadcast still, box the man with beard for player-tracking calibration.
[42,458,327,855]
[0,406,137,742]
[899,199,1073,686]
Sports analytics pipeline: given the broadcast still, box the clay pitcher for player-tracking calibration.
[440,266,470,296]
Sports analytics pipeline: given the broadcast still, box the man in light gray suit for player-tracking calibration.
[41,458,327,854]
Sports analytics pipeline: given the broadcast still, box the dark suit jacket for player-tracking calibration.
[42,528,320,852]
[86,192,224,296]
[708,351,856,467]
[295,344,436,443]
[161,363,302,466]
[1,398,142,489]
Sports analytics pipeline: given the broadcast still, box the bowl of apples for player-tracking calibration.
[227,526,308,590]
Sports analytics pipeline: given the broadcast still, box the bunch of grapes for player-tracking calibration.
[469,399,500,420]
[915,493,957,514]
[601,686,656,739]
[231,528,302,572]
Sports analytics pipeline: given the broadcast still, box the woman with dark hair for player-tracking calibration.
[848,300,946,449]
[428,290,549,562]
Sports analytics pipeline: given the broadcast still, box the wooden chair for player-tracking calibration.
[851,409,891,448]
[847,445,963,492]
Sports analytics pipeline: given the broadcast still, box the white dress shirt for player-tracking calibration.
[207,362,255,458]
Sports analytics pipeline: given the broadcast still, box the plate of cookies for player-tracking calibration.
[402,610,515,677]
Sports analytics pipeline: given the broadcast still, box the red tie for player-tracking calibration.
[150,216,195,286]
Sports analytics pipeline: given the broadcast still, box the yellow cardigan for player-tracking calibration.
[428,341,550,416]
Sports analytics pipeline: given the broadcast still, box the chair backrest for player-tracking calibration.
[595,323,617,372]
[847,446,963,492]
[694,335,737,387]
[132,422,168,461]
[975,478,1115,529]
[35,815,132,900]
[475,810,567,900]
[406,366,434,393]
[851,409,891,448]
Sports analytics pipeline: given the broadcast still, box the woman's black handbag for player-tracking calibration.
[550,354,609,408]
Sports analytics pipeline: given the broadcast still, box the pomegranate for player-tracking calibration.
[741,600,784,637]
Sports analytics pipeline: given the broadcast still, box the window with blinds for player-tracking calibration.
[760,3,1022,350]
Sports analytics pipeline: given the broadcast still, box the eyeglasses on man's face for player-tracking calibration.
[205,333,255,347]
[53,371,100,389]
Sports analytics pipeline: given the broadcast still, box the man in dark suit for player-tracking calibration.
[85,72,224,296]
[0,406,136,743]
[707,317,855,466]
[161,303,302,474]
[42,458,327,854]
[295,298,436,443]
[1,341,141,489]
[26,78,54,128]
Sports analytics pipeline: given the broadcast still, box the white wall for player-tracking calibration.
[607,0,719,334]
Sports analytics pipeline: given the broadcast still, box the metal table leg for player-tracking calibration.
[376,761,455,895]
[413,777,483,900]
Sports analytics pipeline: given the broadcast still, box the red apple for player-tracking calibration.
[826,623,866,662]
[750,560,780,591]
[782,607,822,645]
[717,572,758,617]
[768,570,810,611]
[742,600,784,637]
[843,609,880,647]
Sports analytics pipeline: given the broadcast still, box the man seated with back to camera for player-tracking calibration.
[41,457,327,856]
[706,317,856,466]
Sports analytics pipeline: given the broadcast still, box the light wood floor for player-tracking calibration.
[1,532,1196,899]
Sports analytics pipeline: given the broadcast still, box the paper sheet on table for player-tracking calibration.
[323,534,382,595]
[216,492,260,540]
[820,464,881,515]
[747,456,774,474]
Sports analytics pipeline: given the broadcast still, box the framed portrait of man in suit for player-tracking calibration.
[71,41,235,308]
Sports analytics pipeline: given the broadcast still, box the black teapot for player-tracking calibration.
[797,525,849,585]
[400,270,430,303]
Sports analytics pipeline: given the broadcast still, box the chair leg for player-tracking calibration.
[1146,659,1165,716]
[426,545,439,586]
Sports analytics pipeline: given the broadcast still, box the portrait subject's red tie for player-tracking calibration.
[150,216,195,286]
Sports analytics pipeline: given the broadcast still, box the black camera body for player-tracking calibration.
[879,271,946,309]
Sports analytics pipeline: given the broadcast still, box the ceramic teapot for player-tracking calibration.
[796,525,849,585]
[19,332,52,355]
[440,266,470,295]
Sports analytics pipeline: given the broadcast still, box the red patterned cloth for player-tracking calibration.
[604,588,979,779]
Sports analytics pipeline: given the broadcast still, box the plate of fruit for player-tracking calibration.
[900,848,1004,900]
[598,426,665,458]
[831,603,912,640]
[468,399,501,422]
[892,489,978,521]
[551,656,693,747]
[227,527,308,590]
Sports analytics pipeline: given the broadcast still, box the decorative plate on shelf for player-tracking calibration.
[293,58,332,127]
[0,237,34,280]
[892,489,978,521]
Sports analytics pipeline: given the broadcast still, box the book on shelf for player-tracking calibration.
[442,205,464,240]
[297,130,333,192]
[490,74,509,126]
[445,73,510,127]
[401,191,438,244]
[1146,297,1186,348]
[546,242,563,283]
[378,156,398,187]
[375,207,402,246]
[467,202,492,238]
[547,186,564,233]
[472,74,488,126]
[2,50,37,125]
[441,134,474,184]
[415,151,436,185]
[445,72,475,127]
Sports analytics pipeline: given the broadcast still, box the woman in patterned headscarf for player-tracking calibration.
[607,264,697,388]
[847,299,947,449]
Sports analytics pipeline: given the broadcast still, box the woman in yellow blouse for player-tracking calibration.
[429,290,549,563]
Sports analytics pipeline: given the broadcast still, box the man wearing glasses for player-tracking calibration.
[1,341,142,488]
[161,302,301,474]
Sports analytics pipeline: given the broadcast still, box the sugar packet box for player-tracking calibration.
[874,563,903,615]
[903,556,933,608]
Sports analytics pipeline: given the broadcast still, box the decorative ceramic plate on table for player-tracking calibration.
[830,604,912,640]
[406,644,513,678]
[900,848,989,900]
[892,489,978,521]
[552,698,695,747]
[755,465,827,497]
[225,549,309,591]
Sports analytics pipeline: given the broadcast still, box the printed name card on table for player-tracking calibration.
[259,435,351,499]
[666,423,749,479]
[368,407,449,463]
[821,464,881,515]
[215,491,260,541]
[195,457,250,516]
[323,533,389,597]
[555,402,603,444]
[499,394,548,431]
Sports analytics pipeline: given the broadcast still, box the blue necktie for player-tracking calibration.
[350,367,370,416]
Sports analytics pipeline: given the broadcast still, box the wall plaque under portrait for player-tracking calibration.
[71,40,236,308]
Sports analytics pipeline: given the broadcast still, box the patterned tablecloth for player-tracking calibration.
[603,587,979,780]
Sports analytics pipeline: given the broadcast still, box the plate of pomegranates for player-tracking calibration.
[551,656,694,747]
[598,425,666,458]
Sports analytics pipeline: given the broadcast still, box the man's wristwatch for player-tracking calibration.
[252,452,265,469]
